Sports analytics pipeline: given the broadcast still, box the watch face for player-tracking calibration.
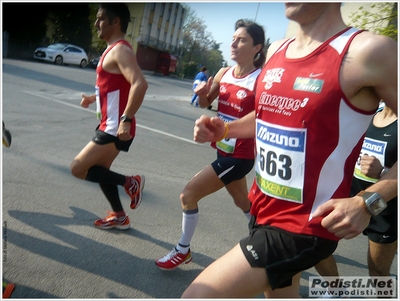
[372,199,386,211]
[121,115,131,122]
[368,194,387,215]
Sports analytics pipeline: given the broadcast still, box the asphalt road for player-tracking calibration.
[2,58,397,298]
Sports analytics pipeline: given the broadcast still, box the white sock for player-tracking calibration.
[176,209,199,254]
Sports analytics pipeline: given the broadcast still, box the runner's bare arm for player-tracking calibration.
[314,32,398,240]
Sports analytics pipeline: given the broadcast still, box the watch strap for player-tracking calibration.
[357,190,374,215]
[120,114,133,123]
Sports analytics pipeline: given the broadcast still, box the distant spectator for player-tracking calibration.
[189,66,208,107]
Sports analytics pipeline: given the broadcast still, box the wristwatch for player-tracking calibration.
[120,114,132,123]
[357,190,387,216]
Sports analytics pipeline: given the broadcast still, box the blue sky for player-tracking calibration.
[186,2,289,66]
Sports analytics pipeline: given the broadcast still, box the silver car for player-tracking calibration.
[34,43,88,68]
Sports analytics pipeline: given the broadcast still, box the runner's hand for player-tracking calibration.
[194,115,225,143]
[117,122,132,141]
[81,94,96,108]
[359,154,383,178]
[194,77,213,97]
[312,196,371,239]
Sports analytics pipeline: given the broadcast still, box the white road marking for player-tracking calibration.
[23,90,200,145]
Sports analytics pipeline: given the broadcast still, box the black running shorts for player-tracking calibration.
[92,127,133,152]
[363,199,397,244]
[239,216,338,290]
[211,152,254,185]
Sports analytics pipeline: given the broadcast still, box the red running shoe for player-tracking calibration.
[155,248,192,270]
[94,211,130,230]
[3,281,15,298]
[124,175,145,209]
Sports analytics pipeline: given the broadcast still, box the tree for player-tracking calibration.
[2,3,51,58]
[48,4,93,51]
[261,37,272,62]
[88,4,107,56]
[206,42,224,76]
[3,3,94,58]
[349,2,397,41]
[178,5,223,78]
[3,3,49,45]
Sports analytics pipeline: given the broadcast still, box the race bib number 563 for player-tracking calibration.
[255,120,307,203]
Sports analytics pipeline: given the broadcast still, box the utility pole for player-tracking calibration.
[255,3,260,22]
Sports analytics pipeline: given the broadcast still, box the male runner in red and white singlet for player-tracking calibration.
[186,3,397,298]
[70,3,147,230]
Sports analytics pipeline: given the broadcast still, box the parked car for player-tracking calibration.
[89,56,100,69]
[33,43,88,68]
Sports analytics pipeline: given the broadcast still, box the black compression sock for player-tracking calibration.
[99,183,124,212]
[86,165,126,186]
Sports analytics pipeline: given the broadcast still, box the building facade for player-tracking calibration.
[126,3,186,75]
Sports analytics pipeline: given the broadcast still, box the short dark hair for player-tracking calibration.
[200,66,207,72]
[235,19,266,69]
[99,3,130,33]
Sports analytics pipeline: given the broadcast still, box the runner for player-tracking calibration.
[156,19,266,270]
[185,3,397,298]
[70,3,147,229]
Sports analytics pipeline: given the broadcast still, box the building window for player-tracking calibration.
[147,22,152,43]
[179,16,184,29]
[167,8,171,21]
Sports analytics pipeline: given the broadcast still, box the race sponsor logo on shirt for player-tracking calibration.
[262,68,285,90]
[258,92,310,115]
[293,77,324,93]
[236,89,247,100]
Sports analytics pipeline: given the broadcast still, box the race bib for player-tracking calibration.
[254,119,307,203]
[95,86,101,119]
[353,137,386,183]
[216,112,237,154]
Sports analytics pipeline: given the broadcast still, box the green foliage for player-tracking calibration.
[181,62,199,79]
[3,3,48,45]
[178,6,274,78]
[349,2,397,41]
[3,3,95,59]
[3,3,52,58]
[178,5,224,78]
[88,4,107,56]
[48,4,93,51]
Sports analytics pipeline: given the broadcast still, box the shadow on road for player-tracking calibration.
[6,206,215,298]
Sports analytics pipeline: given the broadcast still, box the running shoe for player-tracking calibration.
[155,248,192,270]
[3,281,15,298]
[124,175,145,209]
[94,211,130,230]
[2,122,11,148]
